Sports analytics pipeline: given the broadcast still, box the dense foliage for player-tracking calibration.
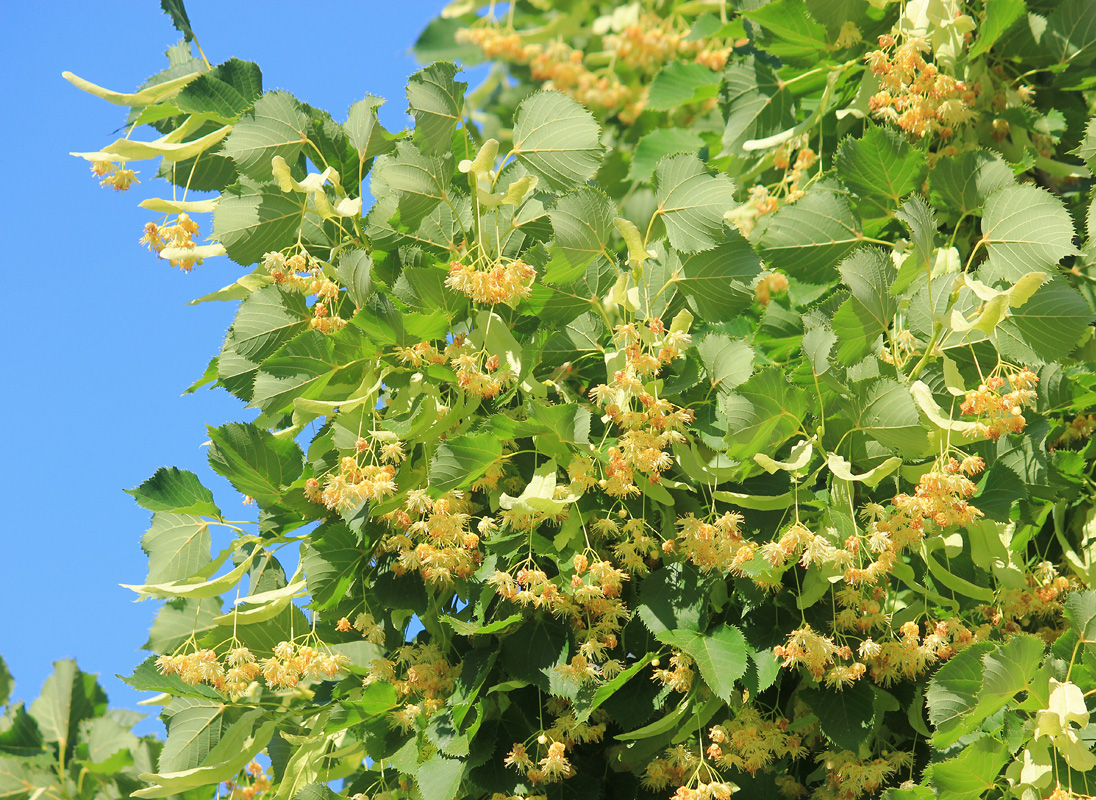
[45,0,1096,797]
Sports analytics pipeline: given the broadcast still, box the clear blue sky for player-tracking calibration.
[0,0,449,734]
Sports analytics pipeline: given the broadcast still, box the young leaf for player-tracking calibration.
[653,154,737,253]
[141,512,212,585]
[206,422,304,506]
[628,129,705,184]
[406,62,466,155]
[835,126,927,221]
[673,231,762,318]
[979,184,1079,284]
[512,91,603,192]
[221,91,309,182]
[126,468,220,517]
[646,61,721,111]
[754,181,861,283]
[832,248,897,363]
[160,0,196,42]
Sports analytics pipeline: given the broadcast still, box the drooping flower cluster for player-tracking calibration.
[960,369,1038,440]
[306,450,399,514]
[91,159,138,191]
[379,489,482,585]
[261,250,349,333]
[364,643,460,730]
[140,214,200,271]
[445,257,535,305]
[754,271,790,306]
[224,760,272,800]
[456,14,730,123]
[505,737,575,785]
[672,512,749,574]
[155,641,348,697]
[813,748,915,800]
[865,34,977,141]
[870,455,985,551]
[589,319,694,495]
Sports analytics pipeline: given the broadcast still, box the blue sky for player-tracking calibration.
[1,0,449,734]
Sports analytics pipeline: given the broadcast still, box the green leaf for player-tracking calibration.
[141,512,211,585]
[549,187,615,269]
[832,248,897,363]
[653,154,737,253]
[672,230,761,320]
[971,634,1044,723]
[926,736,1009,800]
[417,755,465,800]
[996,276,1094,364]
[28,661,106,756]
[1065,591,1096,641]
[217,286,309,400]
[854,379,929,455]
[0,659,10,708]
[430,433,503,492]
[637,563,709,635]
[697,334,754,393]
[720,368,808,460]
[925,641,996,747]
[657,625,748,703]
[127,468,220,516]
[930,151,1014,218]
[293,785,340,800]
[893,194,938,295]
[803,325,836,375]
[721,57,795,155]
[175,58,263,121]
[0,702,43,758]
[145,598,222,655]
[222,91,308,181]
[159,698,228,773]
[969,0,1025,57]
[1043,0,1096,67]
[301,522,366,610]
[337,249,374,309]
[743,0,831,61]
[629,129,705,184]
[980,184,1079,283]
[835,126,926,221]
[754,181,861,283]
[207,422,304,506]
[646,61,721,111]
[344,96,397,164]
[512,91,603,192]
[407,62,465,155]
[500,615,569,691]
[1074,117,1096,172]
[160,0,195,42]
[375,141,453,229]
[800,681,875,751]
[250,328,376,414]
[213,180,306,266]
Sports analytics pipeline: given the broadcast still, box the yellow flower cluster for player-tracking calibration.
[224,760,272,800]
[814,748,915,800]
[140,214,200,271]
[865,34,977,141]
[589,320,693,495]
[155,641,348,696]
[261,250,348,333]
[504,738,575,785]
[456,14,729,123]
[445,257,535,305]
[91,160,138,190]
[364,643,459,730]
[673,512,749,574]
[379,490,482,585]
[960,369,1038,440]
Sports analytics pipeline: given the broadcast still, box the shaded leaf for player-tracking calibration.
[653,154,737,253]
[207,422,304,506]
[754,182,861,283]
